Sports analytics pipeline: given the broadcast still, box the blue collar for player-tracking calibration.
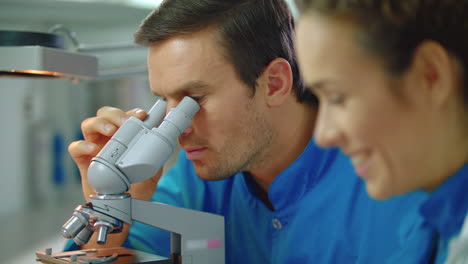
[420,162,468,240]
[242,138,340,211]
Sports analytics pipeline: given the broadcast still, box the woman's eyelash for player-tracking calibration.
[329,93,345,104]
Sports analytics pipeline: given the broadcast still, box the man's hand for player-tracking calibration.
[68,106,162,202]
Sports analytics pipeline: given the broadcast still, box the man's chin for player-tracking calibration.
[191,161,210,179]
[193,166,229,181]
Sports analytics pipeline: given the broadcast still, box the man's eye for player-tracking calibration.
[189,96,204,103]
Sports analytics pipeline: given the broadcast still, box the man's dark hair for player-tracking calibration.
[295,0,468,104]
[134,0,316,105]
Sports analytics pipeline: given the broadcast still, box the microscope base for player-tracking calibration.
[35,247,171,264]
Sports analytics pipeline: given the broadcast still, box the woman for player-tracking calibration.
[294,0,468,263]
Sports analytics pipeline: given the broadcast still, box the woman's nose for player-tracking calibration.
[314,112,342,149]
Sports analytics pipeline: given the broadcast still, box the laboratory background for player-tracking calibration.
[0,0,298,263]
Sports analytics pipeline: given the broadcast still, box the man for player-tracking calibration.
[66,0,435,263]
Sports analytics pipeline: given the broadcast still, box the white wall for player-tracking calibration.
[0,0,154,216]
[0,79,29,214]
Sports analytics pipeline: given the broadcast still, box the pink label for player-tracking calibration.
[206,239,222,249]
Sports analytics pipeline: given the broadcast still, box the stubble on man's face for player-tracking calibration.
[190,97,274,181]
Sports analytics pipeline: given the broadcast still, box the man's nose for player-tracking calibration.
[165,100,178,114]
[181,126,193,137]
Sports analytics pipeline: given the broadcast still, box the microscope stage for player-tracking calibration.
[35,247,172,264]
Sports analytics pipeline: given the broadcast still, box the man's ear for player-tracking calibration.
[259,58,293,107]
[410,40,460,108]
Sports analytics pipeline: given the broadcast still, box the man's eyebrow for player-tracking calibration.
[152,81,210,98]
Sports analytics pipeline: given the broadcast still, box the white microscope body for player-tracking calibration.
[60,97,225,264]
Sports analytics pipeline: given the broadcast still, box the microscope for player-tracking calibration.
[36,97,225,264]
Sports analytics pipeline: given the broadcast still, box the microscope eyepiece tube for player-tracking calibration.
[89,96,200,193]
[175,96,200,120]
[143,99,167,128]
[156,96,200,140]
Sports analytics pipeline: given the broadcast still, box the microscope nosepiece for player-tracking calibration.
[61,212,88,239]
[73,226,94,246]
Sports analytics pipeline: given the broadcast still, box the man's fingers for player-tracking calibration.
[68,140,98,162]
[96,106,130,126]
[81,107,146,141]
[81,116,117,140]
[126,108,147,120]
[73,106,148,169]
[95,106,147,125]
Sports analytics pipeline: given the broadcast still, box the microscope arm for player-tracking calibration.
[131,199,225,264]
[87,196,225,264]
